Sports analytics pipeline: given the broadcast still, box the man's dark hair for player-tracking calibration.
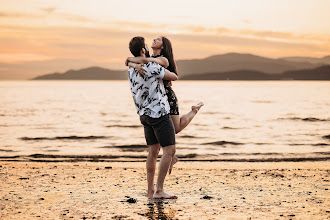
[129,36,145,57]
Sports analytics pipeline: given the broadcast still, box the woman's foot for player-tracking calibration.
[168,156,178,175]
[153,190,178,199]
[192,102,204,113]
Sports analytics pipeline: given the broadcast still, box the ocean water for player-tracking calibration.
[0,80,329,162]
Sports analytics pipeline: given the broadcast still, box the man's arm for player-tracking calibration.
[163,69,178,81]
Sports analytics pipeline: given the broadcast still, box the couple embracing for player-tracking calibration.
[126,36,203,199]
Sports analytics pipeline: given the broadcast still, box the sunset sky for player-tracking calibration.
[1,0,330,70]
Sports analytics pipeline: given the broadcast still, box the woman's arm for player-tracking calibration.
[127,57,169,68]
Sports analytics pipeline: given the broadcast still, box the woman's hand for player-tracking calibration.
[134,64,147,76]
[125,58,129,66]
[164,81,172,86]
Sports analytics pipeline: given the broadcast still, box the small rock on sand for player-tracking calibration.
[201,195,213,199]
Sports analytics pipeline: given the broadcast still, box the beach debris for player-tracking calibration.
[201,195,213,200]
[105,166,112,169]
[126,198,137,203]
[39,198,44,200]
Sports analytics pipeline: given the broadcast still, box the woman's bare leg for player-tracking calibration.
[168,102,204,175]
[171,102,204,134]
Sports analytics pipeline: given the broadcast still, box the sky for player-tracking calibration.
[1,0,330,69]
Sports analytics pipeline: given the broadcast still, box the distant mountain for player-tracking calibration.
[31,65,330,81]
[0,58,119,80]
[32,67,127,80]
[2,53,329,80]
[280,56,330,64]
[181,65,330,80]
[176,53,321,77]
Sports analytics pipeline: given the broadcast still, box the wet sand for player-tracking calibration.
[0,161,329,219]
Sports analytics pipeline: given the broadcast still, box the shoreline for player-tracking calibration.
[1,154,330,163]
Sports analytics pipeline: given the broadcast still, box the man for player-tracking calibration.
[127,36,178,199]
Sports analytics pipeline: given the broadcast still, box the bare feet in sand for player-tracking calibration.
[168,156,178,175]
[153,190,178,199]
[192,102,204,113]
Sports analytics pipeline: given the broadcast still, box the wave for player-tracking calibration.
[219,152,281,156]
[288,143,329,146]
[323,135,330,140]
[222,127,244,129]
[0,149,16,152]
[20,135,108,141]
[278,117,330,122]
[202,141,244,146]
[105,125,141,128]
[179,135,198,138]
[101,145,147,152]
[315,152,330,155]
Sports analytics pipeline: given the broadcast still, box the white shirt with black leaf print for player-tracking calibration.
[128,62,170,118]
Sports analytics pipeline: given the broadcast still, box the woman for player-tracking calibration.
[126,36,204,174]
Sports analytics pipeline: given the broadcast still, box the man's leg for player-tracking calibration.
[146,143,160,198]
[154,144,178,199]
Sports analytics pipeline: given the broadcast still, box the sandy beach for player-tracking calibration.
[1,161,329,219]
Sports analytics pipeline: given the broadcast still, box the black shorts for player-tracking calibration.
[139,114,176,147]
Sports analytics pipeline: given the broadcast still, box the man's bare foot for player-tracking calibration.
[147,191,154,198]
[192,102,204,113]
[168,156,178,175]
[147,185,157,198]
[153,190,178,199]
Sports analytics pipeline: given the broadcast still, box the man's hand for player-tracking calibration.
[135,64,147,76]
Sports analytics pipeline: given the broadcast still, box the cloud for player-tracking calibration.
[60,13,96,23]
[0,24,329,65]
[0,11,42,18]
[41,7,56,14]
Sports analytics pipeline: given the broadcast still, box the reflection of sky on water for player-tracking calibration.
[1,81,329,161]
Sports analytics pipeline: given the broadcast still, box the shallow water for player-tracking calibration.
[0,80,329,162]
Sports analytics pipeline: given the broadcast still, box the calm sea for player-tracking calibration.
[0,80,329,162]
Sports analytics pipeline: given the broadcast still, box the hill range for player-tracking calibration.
[32,65,330,81]
[1,53,329,80]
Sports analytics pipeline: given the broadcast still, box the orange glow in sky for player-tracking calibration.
[0,0,329,67]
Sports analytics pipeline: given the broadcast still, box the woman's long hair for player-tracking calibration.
[160,36,178,76]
